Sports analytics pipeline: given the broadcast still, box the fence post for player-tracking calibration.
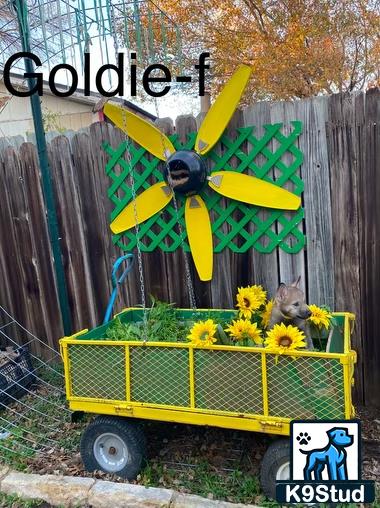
[13,0,72,335]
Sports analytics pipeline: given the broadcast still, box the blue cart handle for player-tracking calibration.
[103,254,134,324]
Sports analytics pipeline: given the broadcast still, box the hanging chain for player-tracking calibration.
[153,97,197,310]
[109,8,149,336]
[121,104,149,338]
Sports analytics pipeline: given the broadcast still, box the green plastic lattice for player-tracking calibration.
[103,121,305,254]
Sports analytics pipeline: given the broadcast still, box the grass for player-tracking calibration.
[139,459,265,505]
[0,492,48,508]
[0,363,75,472]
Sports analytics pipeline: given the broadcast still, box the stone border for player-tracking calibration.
[0,467,260,507]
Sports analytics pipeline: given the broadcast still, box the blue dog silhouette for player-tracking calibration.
[301,427,353,481]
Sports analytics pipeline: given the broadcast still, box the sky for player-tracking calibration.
[133,93,201,120]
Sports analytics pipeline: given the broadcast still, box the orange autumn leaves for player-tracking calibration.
[156,0,380,99]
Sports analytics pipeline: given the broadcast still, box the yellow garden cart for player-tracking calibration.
[59,64,357,498]
[60,307,356,498]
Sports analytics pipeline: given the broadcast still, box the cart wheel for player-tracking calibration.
[260,439,290,500]
[80,416,146,479]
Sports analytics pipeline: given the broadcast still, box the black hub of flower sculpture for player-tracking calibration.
[164,150,208,196]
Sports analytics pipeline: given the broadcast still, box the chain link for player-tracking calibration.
[121,110,149,337]
[153,97,197,310]
[108,9,148,335]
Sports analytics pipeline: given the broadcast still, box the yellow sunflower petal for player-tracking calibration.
[236,287,261,318]
[308,304,332,330]
[225,318,263,345]
[264,323,306,354]
[188,319,217,347]
[248,285,267,307]
[261,299,274,329]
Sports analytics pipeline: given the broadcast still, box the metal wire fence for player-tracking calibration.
[0,305,69,463]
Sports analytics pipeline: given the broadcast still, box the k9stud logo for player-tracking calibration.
[276,420,375,504]
[292,421,359,481]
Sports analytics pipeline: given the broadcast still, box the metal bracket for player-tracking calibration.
[209,174,223,187]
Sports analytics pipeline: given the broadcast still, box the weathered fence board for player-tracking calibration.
[0,89,379,406]
[271,99,306,293]
[359,89,380,407]
[296,96,334,308]
[243,101,280,297]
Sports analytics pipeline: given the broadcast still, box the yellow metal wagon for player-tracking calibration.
[60,308,356,498]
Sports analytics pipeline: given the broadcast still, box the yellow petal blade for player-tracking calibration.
[103,103,175,161]
[111,182,173,234]
[195,64,252,156]
[208,171,301,210]
[185,195,213,281]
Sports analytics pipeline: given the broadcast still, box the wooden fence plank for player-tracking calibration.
[49,135,97,333]
[70,129,115,325]
[271,100,306,292]
[243,101,280,298]
[295,96,334,307]
[209,108,245,308]
[359,88,380,406]
[327,93,363,404]
[18,143,63,346]
[0,147,32,337]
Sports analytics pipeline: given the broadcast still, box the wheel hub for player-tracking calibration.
[164,150,208,197]
[93,432,130,472]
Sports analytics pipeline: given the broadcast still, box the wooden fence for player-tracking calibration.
[0,89,379,406]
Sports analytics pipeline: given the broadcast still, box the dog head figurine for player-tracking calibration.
[274,276,311,320]
[327,428,354,447]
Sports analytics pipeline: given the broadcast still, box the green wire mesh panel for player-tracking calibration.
[130,347,190,406]
[194,350,263,414]
[68,344,126,400]
[103,121,305,254]
[266,355,345,420]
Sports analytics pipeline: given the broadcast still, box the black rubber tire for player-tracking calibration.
[80,416,146,479]
[260,438,290,500]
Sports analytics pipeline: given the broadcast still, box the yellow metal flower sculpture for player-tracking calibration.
[103,65,301,281]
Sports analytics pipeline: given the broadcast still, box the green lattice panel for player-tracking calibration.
[103,122,305,254]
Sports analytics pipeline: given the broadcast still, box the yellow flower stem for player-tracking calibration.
[316,327,323,351]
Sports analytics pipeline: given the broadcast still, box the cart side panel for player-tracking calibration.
[194,349,263,414]
[68,344,126,400]
[266,355,346,420]
[130,346,190,407]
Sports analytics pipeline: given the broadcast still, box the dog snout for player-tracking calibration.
[300,308,312,319]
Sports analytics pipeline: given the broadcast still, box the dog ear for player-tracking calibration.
[275,283,288,302]
[290,276,301,288]
[327,428,338,439]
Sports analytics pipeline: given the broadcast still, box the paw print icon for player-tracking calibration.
[296,432,311,446]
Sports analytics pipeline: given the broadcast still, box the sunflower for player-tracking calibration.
[236,287,261,319]
[308,305,332,329]
[225,319,262,345]
[187,319,217,347]
[264,323,306,354]
[248,285,267,308]
[261,299,274,329]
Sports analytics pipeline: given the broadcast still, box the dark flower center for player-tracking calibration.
[279,336,292,347]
